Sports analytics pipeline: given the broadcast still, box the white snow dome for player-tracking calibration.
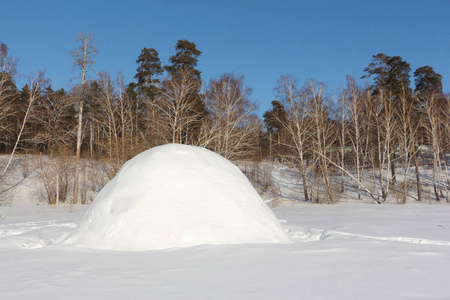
[64,144,292,251]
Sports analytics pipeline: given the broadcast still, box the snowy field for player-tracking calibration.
[1,145,450,299]
[1,203,450,299]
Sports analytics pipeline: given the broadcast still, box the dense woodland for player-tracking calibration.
[1,33,449,205]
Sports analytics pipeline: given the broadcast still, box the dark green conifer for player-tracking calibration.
[135,48,163,103]
[164,40,202,80]
[414,66,443,95]
[362,53,411,99]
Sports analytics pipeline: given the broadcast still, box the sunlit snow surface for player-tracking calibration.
[63,144,291,250]
[1,146,450,299]
[1,203,450,299]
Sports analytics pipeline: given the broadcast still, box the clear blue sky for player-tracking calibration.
[1,0,449,115]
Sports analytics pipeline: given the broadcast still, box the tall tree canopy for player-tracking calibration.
[263,100,287,134]
[134,47,163,101]
[362,53,411,98]
[162,40,205,143]
[414,66,443,95]
[164,39,202,80]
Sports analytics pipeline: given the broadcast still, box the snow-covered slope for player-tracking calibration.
[64,144,291,251]
[1,203,450,300]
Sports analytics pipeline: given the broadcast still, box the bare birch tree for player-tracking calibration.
[0,43,17,96]
[442,94,450,202]
[370,89,395,202]
[199,73,260,161]
[30,88,75,154]
[337,87,349,194]
[95,72,120,164]
[156,69,202,144]
[116,72,133,159]
[0,43,18,148]
[304,80,336,203]
[346,76,363,199]
[71,32,97,204]
[273,75,312,202]
[394,91,419,203]
[419,92,448,201]
[1,72,48,180]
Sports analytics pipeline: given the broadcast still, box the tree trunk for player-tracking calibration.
[412,145,422,201]
[73,99,83,204]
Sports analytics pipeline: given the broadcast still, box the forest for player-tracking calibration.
[0,33,449,205]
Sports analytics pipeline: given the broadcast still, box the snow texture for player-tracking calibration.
[64,144,291,251]
[1,204,450,300]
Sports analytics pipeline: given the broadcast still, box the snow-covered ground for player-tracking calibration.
[1,203,450,299]
[1,148,450,299]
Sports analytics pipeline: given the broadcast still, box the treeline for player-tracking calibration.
[0,36,260,161]
[0,34,449,204]
[264,54,449,204]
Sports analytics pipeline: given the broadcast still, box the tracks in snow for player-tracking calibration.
[289,227,450,247]
[0,220,77,239]
[2,219,450,249]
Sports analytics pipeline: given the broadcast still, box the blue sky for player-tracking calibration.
[1,0,449,115]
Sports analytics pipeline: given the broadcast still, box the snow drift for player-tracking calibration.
[64,144,291,251]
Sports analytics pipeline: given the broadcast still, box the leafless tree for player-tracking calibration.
[393,91,420,203]
[30,88,75,154]
[156,69,202,144]
[364,88,395,202]
[419,92,448,201]
[1,72,48,180]
[346,76,363,199]
[96,72,119,163]
[273,75,312,202]
[345,76,378,201]
[199,73,260,161]
[0,43,17,96]
[0,43,18,147]
[442,94,450,202]
[116,72,134,159]
[71,32,97,204]
[304,80,336,203]
[337,86,349,194]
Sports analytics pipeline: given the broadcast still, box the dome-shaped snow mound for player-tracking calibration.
[64,144,292,251]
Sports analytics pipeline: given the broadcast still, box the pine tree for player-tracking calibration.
[362,53,412,194]
[362,53,411,100]
[163,40,205,144]
[263,100,287,145]
[135,48,163,120]
[164,39,202,79]
[414,65,446,201]
[414,66,443,95]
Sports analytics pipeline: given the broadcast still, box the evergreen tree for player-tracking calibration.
[163,40,205,144]
[414,65,446,166]
[362,53,412,188]
[263,100,287,143]
[414,66,443,95]
[362,53,411,99]
[134,48,163,108]
[164,39,202,79]
[263,100,288,157]
[362,53,390,93]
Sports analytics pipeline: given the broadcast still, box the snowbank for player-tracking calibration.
[64,144,291,251]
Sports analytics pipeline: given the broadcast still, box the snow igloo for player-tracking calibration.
[64,144,291,251]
